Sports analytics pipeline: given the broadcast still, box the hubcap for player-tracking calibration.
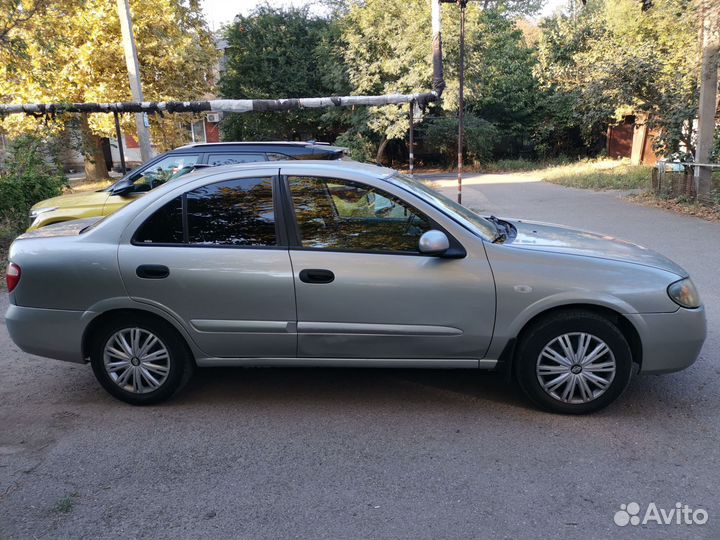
[536,332,616,404]
[103,328,170,394]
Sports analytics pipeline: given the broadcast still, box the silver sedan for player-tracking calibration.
[5,161,706,413]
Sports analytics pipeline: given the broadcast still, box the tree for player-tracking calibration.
[219,5,348,142]
[341,0,540,163]
[537,0,700,157]
[0,0,50,50]
[0,0,218,180]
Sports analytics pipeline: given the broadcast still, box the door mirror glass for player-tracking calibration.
[110,178,135,196]
[418,230,450,255]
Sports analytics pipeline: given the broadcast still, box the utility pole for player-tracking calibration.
[694,0,719,202]
[439,0,467,204]
[457,0,467,205]
[116,0,153,162]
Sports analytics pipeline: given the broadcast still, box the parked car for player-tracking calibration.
[6,161,706,413]
[27,141,346,231]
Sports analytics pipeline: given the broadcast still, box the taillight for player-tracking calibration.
[6,262,21,292]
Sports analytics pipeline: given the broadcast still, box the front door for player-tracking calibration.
[118,175,296,358]
[283,173,495,362]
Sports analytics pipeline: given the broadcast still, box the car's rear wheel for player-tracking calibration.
[515,310,633,414]
[90,315,194,405]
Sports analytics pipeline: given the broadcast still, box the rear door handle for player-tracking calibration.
[299,269,335,284]
[136,264,170,279]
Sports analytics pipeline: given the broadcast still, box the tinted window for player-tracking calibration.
[289,177,432,253]
[187,177,276,246]
[206,153,266,166]
[134,196,184,244]
[267,152,292,161]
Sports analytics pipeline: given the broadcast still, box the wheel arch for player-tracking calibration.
[499,303,643,377]
[81,307,198,363]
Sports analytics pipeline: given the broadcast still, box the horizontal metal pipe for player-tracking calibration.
[0,93,438,116]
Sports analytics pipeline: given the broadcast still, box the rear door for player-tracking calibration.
[281,170,496,363]
[118,173,296,358]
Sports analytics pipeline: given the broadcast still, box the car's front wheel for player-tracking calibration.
[515,310,634,414]
[90,315,194,405]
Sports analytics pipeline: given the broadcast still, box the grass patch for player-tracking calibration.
[630,192,720,222]
[536,159,651,190]
[53,492,79,514]
[481,157,572,173]
[479,158,651,190]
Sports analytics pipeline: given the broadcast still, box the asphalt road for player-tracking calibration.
[1,173,718,540]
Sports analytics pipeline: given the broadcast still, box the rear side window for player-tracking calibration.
[206,153,266,166]
[186,178,276,246]
[133,178,276,247]
[134,196,183,244]
[267,152,291,161]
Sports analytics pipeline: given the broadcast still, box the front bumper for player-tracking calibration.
[628,306,707,374]
[5,304,86,363]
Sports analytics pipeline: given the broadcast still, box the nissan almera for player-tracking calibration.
[5,161,706,413]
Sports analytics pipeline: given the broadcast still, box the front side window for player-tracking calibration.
[130,154,200,192]
[288,176,432,253]
[186,177,276,246]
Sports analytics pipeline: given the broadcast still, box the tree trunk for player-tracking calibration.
[376,137,389,165]
[79,115,110,182]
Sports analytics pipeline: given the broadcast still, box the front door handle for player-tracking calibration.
[136,264,170,279]
[299,269,335,284]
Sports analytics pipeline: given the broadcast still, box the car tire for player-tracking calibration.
[515,310,633,414]
[90,314,195,405]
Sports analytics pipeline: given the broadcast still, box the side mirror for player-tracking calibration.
[110,178,135,197]
[418,230,450,256]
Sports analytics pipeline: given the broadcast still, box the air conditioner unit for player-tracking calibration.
[206,112,221,123]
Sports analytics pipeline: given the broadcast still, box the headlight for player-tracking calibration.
[29,206,58,219]
[667,278,701,309]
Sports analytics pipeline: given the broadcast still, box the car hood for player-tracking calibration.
[17,217,103,239]
[504,218,687,276]
[31,190,109,210]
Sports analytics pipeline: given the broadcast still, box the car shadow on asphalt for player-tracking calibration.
[173,367,535,412]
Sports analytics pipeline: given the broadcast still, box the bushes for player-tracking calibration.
[422,114,499,167]
[0,136,66,237]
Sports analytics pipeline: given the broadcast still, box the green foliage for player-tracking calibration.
[0,136,66,235]
[537,0,700,156]
[423,114,499,165]
[335,126,377,162]
[220,5,348,141]
[339,0,540,161]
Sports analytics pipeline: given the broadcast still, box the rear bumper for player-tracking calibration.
[628,306,707,374]
[5,304,86,363]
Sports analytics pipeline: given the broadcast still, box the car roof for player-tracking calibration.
[175,141,346,153]
[171,160,397,185]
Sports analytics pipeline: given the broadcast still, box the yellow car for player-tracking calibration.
[28,142,346,230]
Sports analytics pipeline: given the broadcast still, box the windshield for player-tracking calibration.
[390,173,498,240]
